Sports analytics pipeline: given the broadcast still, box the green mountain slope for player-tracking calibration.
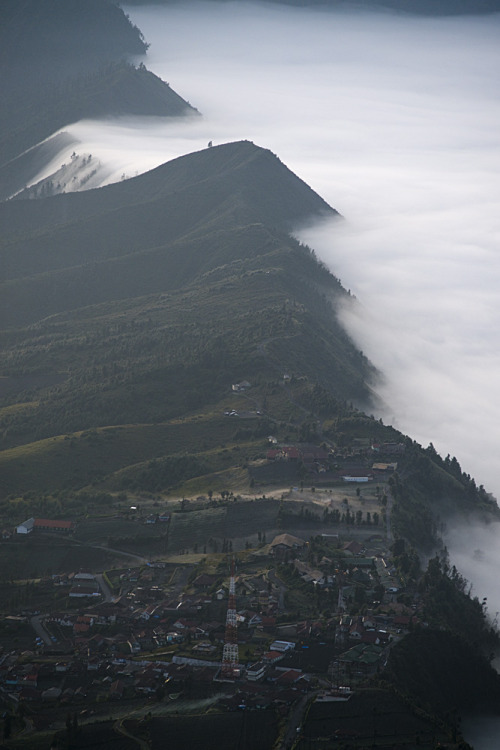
[1,142,337,322]
[1,140,496,556]
[2,138,497,546]
[2,141,334,251]
[0,141,369,460]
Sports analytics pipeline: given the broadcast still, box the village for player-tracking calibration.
[0,491,423,745]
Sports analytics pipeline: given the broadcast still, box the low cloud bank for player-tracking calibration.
[445,521,500,620]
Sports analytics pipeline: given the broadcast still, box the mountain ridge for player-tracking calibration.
[1,140,371,458]
[1,141,337,286]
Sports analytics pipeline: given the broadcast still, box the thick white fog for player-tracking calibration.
[42,3,500,601]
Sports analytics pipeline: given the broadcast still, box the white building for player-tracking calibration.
[246,661,267,681]
[269,640,295,653]
[16,517,35,534]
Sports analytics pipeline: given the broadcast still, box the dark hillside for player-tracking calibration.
[0,141,368,466]
[2,141,334,248]
[384,629,500,719]
[1,224,313,326]
[0,63,196,196]
[124,0,500,14]
[1,142,336,289]
[1,145,495,546]
[0,0,147,78]
[0,0,194,186]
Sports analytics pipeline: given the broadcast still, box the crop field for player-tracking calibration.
[28,721,137,750]
[0,537,120,579]
[0,418,264,500]
[148,710,279,750]
[298,689,446,749]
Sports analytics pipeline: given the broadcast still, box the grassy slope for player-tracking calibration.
[0,140,372,499]
[1,141,335,279]
[0,143,496,552]
[0,421,260,498]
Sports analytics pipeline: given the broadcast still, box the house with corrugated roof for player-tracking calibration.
[269,533,306,557]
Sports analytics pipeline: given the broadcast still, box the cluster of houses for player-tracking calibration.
[0,526,422,724]
[264,442,403,484]
[0,594,418,714]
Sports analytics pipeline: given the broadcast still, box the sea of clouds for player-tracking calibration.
[38,2,500,616]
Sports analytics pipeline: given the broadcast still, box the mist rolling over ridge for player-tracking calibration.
[125,2,500,629]
[42,2,500,508]
[3,0,500,610]
[3,5,500,745]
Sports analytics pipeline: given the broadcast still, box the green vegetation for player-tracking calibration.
[0,141,376,507]
[380,552,500,726]
[148,712,279,750]
[299,689,451,749]
[390,442,499,550]
[1,6,500,750]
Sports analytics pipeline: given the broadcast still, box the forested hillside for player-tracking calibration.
[1,0,498,553]
[0,141,374,493]
[1,138,497,557]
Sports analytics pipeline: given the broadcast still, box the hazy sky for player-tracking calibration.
[45,2,500,539]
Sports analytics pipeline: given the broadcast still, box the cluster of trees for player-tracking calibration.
[382,552,500,726]
[276,502,380,529]
[322,507,380,526]
[389,442,500,550]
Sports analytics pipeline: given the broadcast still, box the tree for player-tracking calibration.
[3,714,12,741]
[354,585,365,605]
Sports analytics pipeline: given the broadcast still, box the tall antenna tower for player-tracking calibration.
[337,570,346,613]
[221,556,239,679]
